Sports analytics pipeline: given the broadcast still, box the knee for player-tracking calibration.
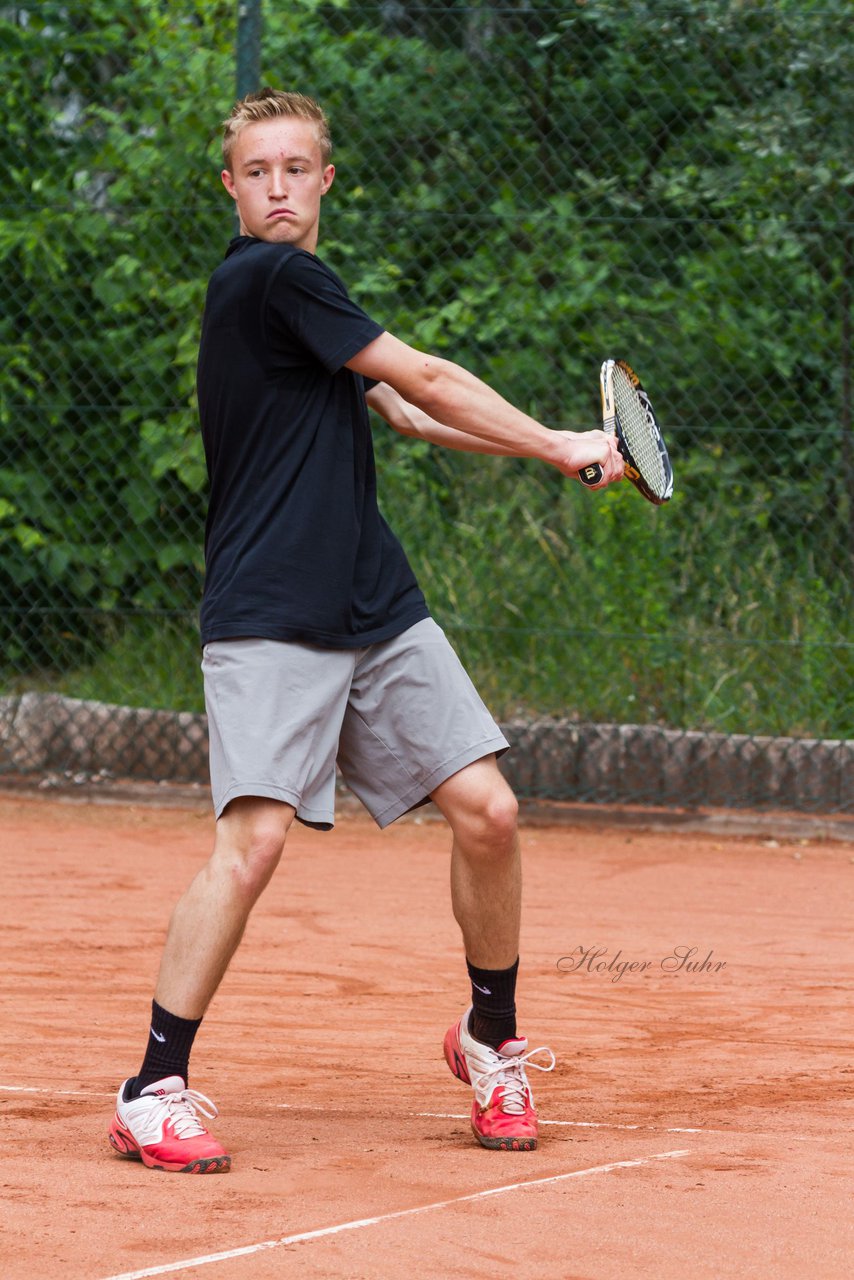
[237,821,287,889]
[215,802,292,899]
[454,780,519,857]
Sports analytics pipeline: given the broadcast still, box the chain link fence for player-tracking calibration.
[1,2,851,812]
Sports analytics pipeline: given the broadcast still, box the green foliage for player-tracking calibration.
[373,442,853,736]
[0,1,230,663]
[0,0,851,737]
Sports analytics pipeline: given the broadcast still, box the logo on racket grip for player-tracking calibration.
[580,464,600,483]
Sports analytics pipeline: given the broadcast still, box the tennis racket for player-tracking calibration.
[578,359,673,505]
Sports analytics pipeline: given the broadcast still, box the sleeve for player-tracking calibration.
[265,250,384,374]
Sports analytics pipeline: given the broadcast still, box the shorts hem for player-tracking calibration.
[370,733,511,830]
[212,781,334,830]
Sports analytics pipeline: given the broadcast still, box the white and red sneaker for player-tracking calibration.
[444,1007,555,1151]
[108,1076,231,1173]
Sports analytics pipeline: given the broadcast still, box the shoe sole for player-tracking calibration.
[149,1155,232,1173]
[474,1129,537,1152]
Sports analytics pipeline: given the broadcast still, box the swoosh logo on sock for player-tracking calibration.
[472,982,492,996]
[150,1028,166,1043]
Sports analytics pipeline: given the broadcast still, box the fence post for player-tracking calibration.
[236,0,262,98]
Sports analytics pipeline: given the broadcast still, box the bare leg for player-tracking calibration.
[431,755,521,969]
[431,758,551,1151]
[153,796,294,1019]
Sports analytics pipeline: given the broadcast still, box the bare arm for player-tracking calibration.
[365,381,523,456]
[349,331,623,484]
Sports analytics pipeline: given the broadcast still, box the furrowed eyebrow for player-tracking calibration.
[241,154,314,169]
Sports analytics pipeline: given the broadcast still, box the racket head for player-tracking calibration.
[601,358,673,505]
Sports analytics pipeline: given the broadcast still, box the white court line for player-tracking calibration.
[414,1109,709,1135]
[275,1101,716,1136]
[0,1085,715,1135]
[98,1148,691,1280]
[0,1085,114,1097]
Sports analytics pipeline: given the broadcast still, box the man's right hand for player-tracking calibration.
[549,429,625,488]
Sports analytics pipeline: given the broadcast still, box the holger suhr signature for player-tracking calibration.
[557,945,727,983]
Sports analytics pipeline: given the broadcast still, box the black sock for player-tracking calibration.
[128,1000,202,1098]
[466,957,519,1048]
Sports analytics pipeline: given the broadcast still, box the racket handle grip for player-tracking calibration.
[578,462,603,487]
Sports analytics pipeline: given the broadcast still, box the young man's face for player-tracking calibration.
[222,117,334,253]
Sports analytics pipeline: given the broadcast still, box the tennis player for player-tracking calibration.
[108,89,623,1173]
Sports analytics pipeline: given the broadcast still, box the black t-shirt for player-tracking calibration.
[196,237,429,647]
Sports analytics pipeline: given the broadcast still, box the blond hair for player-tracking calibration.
[222,88,332,169]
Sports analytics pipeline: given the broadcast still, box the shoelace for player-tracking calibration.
[480,1046,556,1115]
[150,1088,219,1139]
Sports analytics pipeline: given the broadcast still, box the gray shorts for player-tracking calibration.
[202,618,509,829]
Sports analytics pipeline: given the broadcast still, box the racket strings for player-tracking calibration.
[613,374,667,498]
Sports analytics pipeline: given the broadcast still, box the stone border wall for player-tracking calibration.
[1,693,851,814]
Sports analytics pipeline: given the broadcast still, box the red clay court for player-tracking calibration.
[1,793,852,1279]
